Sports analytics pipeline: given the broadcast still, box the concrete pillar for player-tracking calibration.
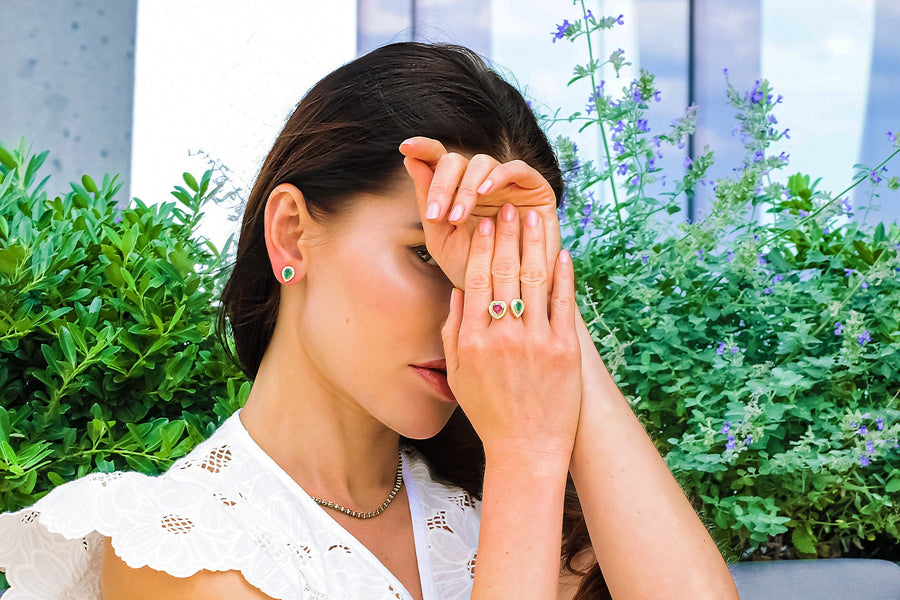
[0,0,137,202]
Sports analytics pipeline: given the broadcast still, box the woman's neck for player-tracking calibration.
[238,321,402,511]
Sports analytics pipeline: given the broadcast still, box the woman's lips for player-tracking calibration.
[411,366,456,403]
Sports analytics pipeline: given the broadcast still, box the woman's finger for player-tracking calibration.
[519,210,549,328]
[426,152,469,221]
[441,287,463,376]
[403,155,455,247]
[461,218,496,331]
[480,159,549,194]
[548,248,577,341]
[490,203,521,324]
[450,153,501,224]
[398,136,450,169]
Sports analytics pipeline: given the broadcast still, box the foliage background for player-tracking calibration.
[547,6,900,562]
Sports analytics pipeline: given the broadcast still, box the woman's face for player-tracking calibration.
[286,171,459,439]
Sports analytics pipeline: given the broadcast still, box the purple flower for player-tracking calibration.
[844,268,855,277]
[648,158,656,171]
[753,150,765,163]
[871,170,883,184]
[776,94,784,104]
[637,118,650,133]
[877,417,884,431]
[653,90,662,102]
[726,435,736,450]
[697,249,704,261]
[726,250,734,262]
[858,425,869,435]
[616,163,629,176]
[861,281,869,290]
[889,131,897,143]
[744,435,752,445]
[631,86,643,103]
[866,441,875,454]
[860,455,870,467]
[552,20,571,42]
[683,156,693,169]
[613,140,626,155]
[798,209,809,217]
[834,322,843,336]
[584,9,594,21]
[766,114,778,125]
[841,198,852,214]
[641,255,649,264]
[758,253,767,266]
[629,175,639,186]
[616,14,624,25]
[749,81,763,104]
[783,128,791,139]
[763,287,773,295]
[716,342,726,355]
[723,67,729,77]
[730,346,740,355]
[850,421,857,428]
[721,422,731,434]
[612,120,626,135]
[772,274,783,284]
[857,330,871,346]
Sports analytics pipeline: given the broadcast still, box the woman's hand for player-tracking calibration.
[441,202,581,461]
[399,137,562,292]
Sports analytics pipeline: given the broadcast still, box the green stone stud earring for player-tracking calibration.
[281,265,295,283]
[510,298,525,318]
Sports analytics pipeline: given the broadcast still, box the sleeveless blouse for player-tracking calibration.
[0,410,481,599]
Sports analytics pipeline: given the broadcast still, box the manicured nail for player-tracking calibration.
[399,138,414,148]
[479,218,493,235]
[426,202,440,220]
[526,210,538,228]
[560,249,571,263]
[501,203,515,222]
[477,179,493,194]
[449,204,464,222]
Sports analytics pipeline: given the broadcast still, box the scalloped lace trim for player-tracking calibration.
[0,412,480,600]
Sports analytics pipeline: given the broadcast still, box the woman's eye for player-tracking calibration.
[413,246,440,268]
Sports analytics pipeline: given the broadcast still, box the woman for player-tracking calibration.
[0,43,738,599]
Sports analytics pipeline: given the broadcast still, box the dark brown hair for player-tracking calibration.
[217,42,609,599]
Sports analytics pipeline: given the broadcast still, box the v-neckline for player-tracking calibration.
[231,410,431,600]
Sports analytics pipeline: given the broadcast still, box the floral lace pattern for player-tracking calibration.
[0,410,481,600]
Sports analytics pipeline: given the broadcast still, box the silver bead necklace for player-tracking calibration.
[309,451,403,519]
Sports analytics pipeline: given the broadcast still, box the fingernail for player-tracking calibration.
[449,204,464,222]
[479,218,493,235]
[426,202,440,220]
[560,249,571,263]
[477,179,493,194]
[526,210,538,228]
[400,138,414,148]
[502,204,515,222]
[450,288,458,307]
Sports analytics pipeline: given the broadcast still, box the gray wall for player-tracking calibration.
[0,0,137,201]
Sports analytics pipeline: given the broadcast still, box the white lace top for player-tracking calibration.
[0,410,481,600]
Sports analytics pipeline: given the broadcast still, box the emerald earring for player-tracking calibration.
[281,265,295,283]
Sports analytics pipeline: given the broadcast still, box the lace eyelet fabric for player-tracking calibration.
[0,410,481,600]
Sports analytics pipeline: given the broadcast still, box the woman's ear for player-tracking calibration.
[264,183,314,284]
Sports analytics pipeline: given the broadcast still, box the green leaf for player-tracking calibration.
[183,172,199,193]
[81,174,98,194]
[0,145,16,169]
[59,326,77,364]
[791,526,817,554]
[886,478,900,494]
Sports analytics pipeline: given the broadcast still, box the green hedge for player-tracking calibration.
[0,139,248,519]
